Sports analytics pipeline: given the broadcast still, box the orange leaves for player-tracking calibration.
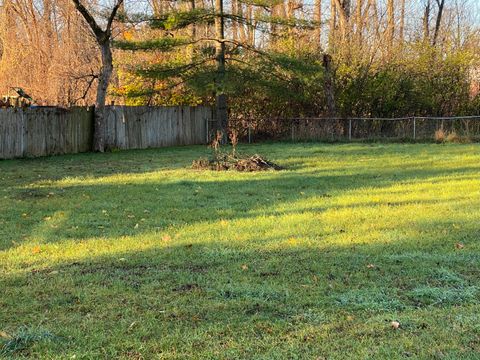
[32,245,41,254]
[162,234,171,242]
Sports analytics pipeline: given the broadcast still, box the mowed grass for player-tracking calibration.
[1,142,480,359]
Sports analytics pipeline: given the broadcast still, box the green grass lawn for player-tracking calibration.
[1,143,480,359]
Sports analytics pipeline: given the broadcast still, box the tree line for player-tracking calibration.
[0,0,479,149]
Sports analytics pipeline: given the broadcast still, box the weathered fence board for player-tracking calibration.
[0,106,212,160]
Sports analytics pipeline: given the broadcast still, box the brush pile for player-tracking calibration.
[192,154,282,172]
[192,131,283,172]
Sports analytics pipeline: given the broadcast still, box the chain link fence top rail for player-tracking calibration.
[230,116,480,142]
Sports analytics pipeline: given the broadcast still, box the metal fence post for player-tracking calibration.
[248,121,252,144]
[206,115,209,144]
[348,119,352,141]
[413,117,416,140]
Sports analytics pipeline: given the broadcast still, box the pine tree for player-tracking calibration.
[114,0,317,138]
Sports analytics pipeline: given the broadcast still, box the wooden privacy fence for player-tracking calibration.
[0,106,212,159]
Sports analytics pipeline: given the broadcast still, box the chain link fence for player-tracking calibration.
[230,116,480,142]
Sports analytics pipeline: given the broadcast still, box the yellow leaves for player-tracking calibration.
[220,219,229,227]
[122,30,135,41]
[287,237,298,246]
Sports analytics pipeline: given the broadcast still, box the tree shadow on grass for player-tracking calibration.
[1,225,480,358]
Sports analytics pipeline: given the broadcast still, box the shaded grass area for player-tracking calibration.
[1,143,480,359]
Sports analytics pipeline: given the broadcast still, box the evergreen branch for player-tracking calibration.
[135,59,214,80]
[114,37,190,51]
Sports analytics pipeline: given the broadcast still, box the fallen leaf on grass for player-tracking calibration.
[391,321,400,329]
[32,246,41,254]
[241,264,248,271]
[367,264,376,269]
[0,331,11,339]
[162,234,171,242]
[455,243,465,249]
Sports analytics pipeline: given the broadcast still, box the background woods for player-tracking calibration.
[1,0,479,123]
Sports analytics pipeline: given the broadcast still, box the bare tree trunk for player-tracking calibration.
[72,0,123,152]
[94,42,113,152]
[333,0,350,43]
[399,0,405,45]
[231,0,238,41]
[247,5,254,46]
[215,0,228,140]
[432,0,445,46]
[355,0,362,46]
[314,0,322,49]
[237,1,247,44]
[323,53,336,116]
[386,0,394,54]
[329,0,337,51]
[423,0,431,43]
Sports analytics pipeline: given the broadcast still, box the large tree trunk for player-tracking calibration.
[215,0,228,140]
[72,0,123,152]
[94,42,113,152]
